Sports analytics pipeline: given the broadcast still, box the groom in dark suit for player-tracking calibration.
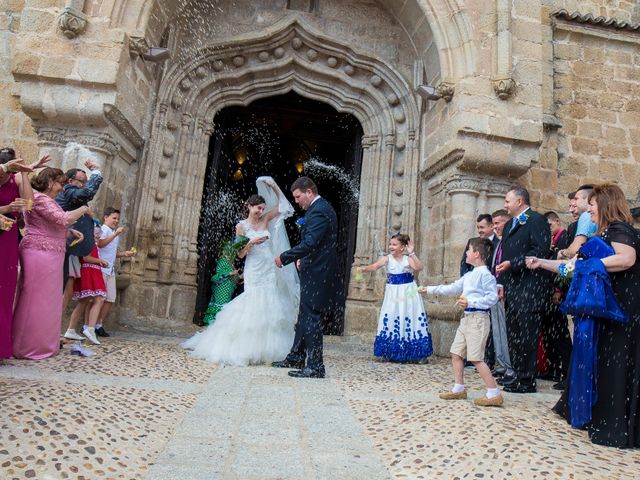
[495,186,551,393]
[273,177,338,378]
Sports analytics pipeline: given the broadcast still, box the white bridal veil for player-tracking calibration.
[256,176,300,312]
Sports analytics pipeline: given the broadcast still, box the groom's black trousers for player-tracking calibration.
[287,299,325,370]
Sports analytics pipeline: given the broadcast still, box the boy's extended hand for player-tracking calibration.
[456,295,468,308]
[418,286,427,294]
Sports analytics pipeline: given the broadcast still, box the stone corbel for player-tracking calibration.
[436,82,455,102]
[129,36,150,58]
[58,1,87,39]
[493,77,516,100]
[493,0,515,99]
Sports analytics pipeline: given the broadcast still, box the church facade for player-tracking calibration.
[2,0,639,352]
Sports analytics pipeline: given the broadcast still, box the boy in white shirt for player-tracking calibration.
[96,208,134,336]
[420,237,503,406]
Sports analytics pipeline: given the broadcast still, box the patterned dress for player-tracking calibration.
[373,255,433,362]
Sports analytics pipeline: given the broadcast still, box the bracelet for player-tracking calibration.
[408,252,416,257]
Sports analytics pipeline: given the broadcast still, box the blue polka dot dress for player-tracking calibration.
[373,255,433,362]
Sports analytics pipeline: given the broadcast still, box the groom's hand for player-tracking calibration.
[275,255,283,268]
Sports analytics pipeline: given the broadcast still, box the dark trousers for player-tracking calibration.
[505,307,543,384]
[286,299,325,371]
[540,304,572,379]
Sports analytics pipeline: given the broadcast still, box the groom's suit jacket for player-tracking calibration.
[280,196,338,310]
[499,208,551,312]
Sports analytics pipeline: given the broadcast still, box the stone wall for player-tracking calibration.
[0,1,38,159]
[2,0,640,344]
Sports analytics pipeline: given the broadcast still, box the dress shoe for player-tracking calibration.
[503,382,536,394]
[553,379,567,391]
[288,367,325,378]
[474,394,504,407]
[272,359,304,369]
[496,374,517,386]
[491,368,506,378]
[439,390,467,400]
[95,326,110,337]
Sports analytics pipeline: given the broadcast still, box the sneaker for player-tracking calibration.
[83,328,101,345]
[63,329,84,341]
[439,390,467,400]
[95,326,110,337]
[474,394,504,407]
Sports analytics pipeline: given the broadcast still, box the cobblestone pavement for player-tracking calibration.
[1,332,639,479]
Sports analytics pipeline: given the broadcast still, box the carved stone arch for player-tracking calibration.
[109,0,476,82]
[138,17,422,292]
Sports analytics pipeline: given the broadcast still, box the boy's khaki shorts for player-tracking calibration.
[450,311,491,362]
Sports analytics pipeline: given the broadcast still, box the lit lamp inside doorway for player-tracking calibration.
[295,162,304,173]
[232,146,248,181]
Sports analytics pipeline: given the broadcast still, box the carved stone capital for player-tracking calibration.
[129,36,150,58]
[58,7,88,39]
[436,82,455,102]
[493,77,516,100]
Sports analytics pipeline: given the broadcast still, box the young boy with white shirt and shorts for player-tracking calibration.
[419,237,503,406]
[96,208,134,336]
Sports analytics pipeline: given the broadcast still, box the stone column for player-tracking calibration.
[444,178,480,280]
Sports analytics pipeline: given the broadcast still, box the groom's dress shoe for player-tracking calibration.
[288,367,325,379]
[503,382,537,394]
[272,359,304,369]
[496,374,516,386]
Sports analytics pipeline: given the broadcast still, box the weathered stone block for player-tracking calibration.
[169,287,197,321]
[571,137,599,155]
[12,51,41,75]
[77,58,119,84]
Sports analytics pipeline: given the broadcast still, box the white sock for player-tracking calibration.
[452,383,465,393]
[487,387,501,399]
[95,323,102,329]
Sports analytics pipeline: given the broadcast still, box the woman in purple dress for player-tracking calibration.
[0,147,35,359]
[12,168,87,359]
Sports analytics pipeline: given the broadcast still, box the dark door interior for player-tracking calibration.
[194,92,363,335]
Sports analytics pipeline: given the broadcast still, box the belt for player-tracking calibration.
[386,273,414,285]
[464,307,490,313]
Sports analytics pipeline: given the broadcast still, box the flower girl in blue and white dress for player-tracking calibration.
[356,234,433,362]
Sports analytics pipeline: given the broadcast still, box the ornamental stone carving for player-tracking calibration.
[58,7,87,39]
[129,36,149,57]
[493,77,516,100]
[274,47,285,58]
[436,82,455,102]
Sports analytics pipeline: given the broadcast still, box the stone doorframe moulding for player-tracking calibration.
[137,17,422,295]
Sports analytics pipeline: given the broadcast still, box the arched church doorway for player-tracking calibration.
[193,92,363,335]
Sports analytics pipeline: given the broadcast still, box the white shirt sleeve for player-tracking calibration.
[470,272,498,310]
[426,276,465,296]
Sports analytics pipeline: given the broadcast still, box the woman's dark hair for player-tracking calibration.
[31,167,66,192]
[391,233,410,246]
[0,147,16,165]
[588,183,633,233]
[243,194,266,216]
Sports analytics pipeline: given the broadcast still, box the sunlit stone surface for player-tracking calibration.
[1,333,639,479]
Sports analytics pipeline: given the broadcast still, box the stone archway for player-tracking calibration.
[132,17,421,329]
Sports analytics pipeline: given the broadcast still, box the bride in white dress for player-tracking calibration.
[182,177,300,365]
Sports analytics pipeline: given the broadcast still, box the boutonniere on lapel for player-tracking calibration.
[516,210,530,226]
[296,217,306,228]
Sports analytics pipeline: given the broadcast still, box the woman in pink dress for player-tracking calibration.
[12,168,88,360]
[0,147,35,359]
